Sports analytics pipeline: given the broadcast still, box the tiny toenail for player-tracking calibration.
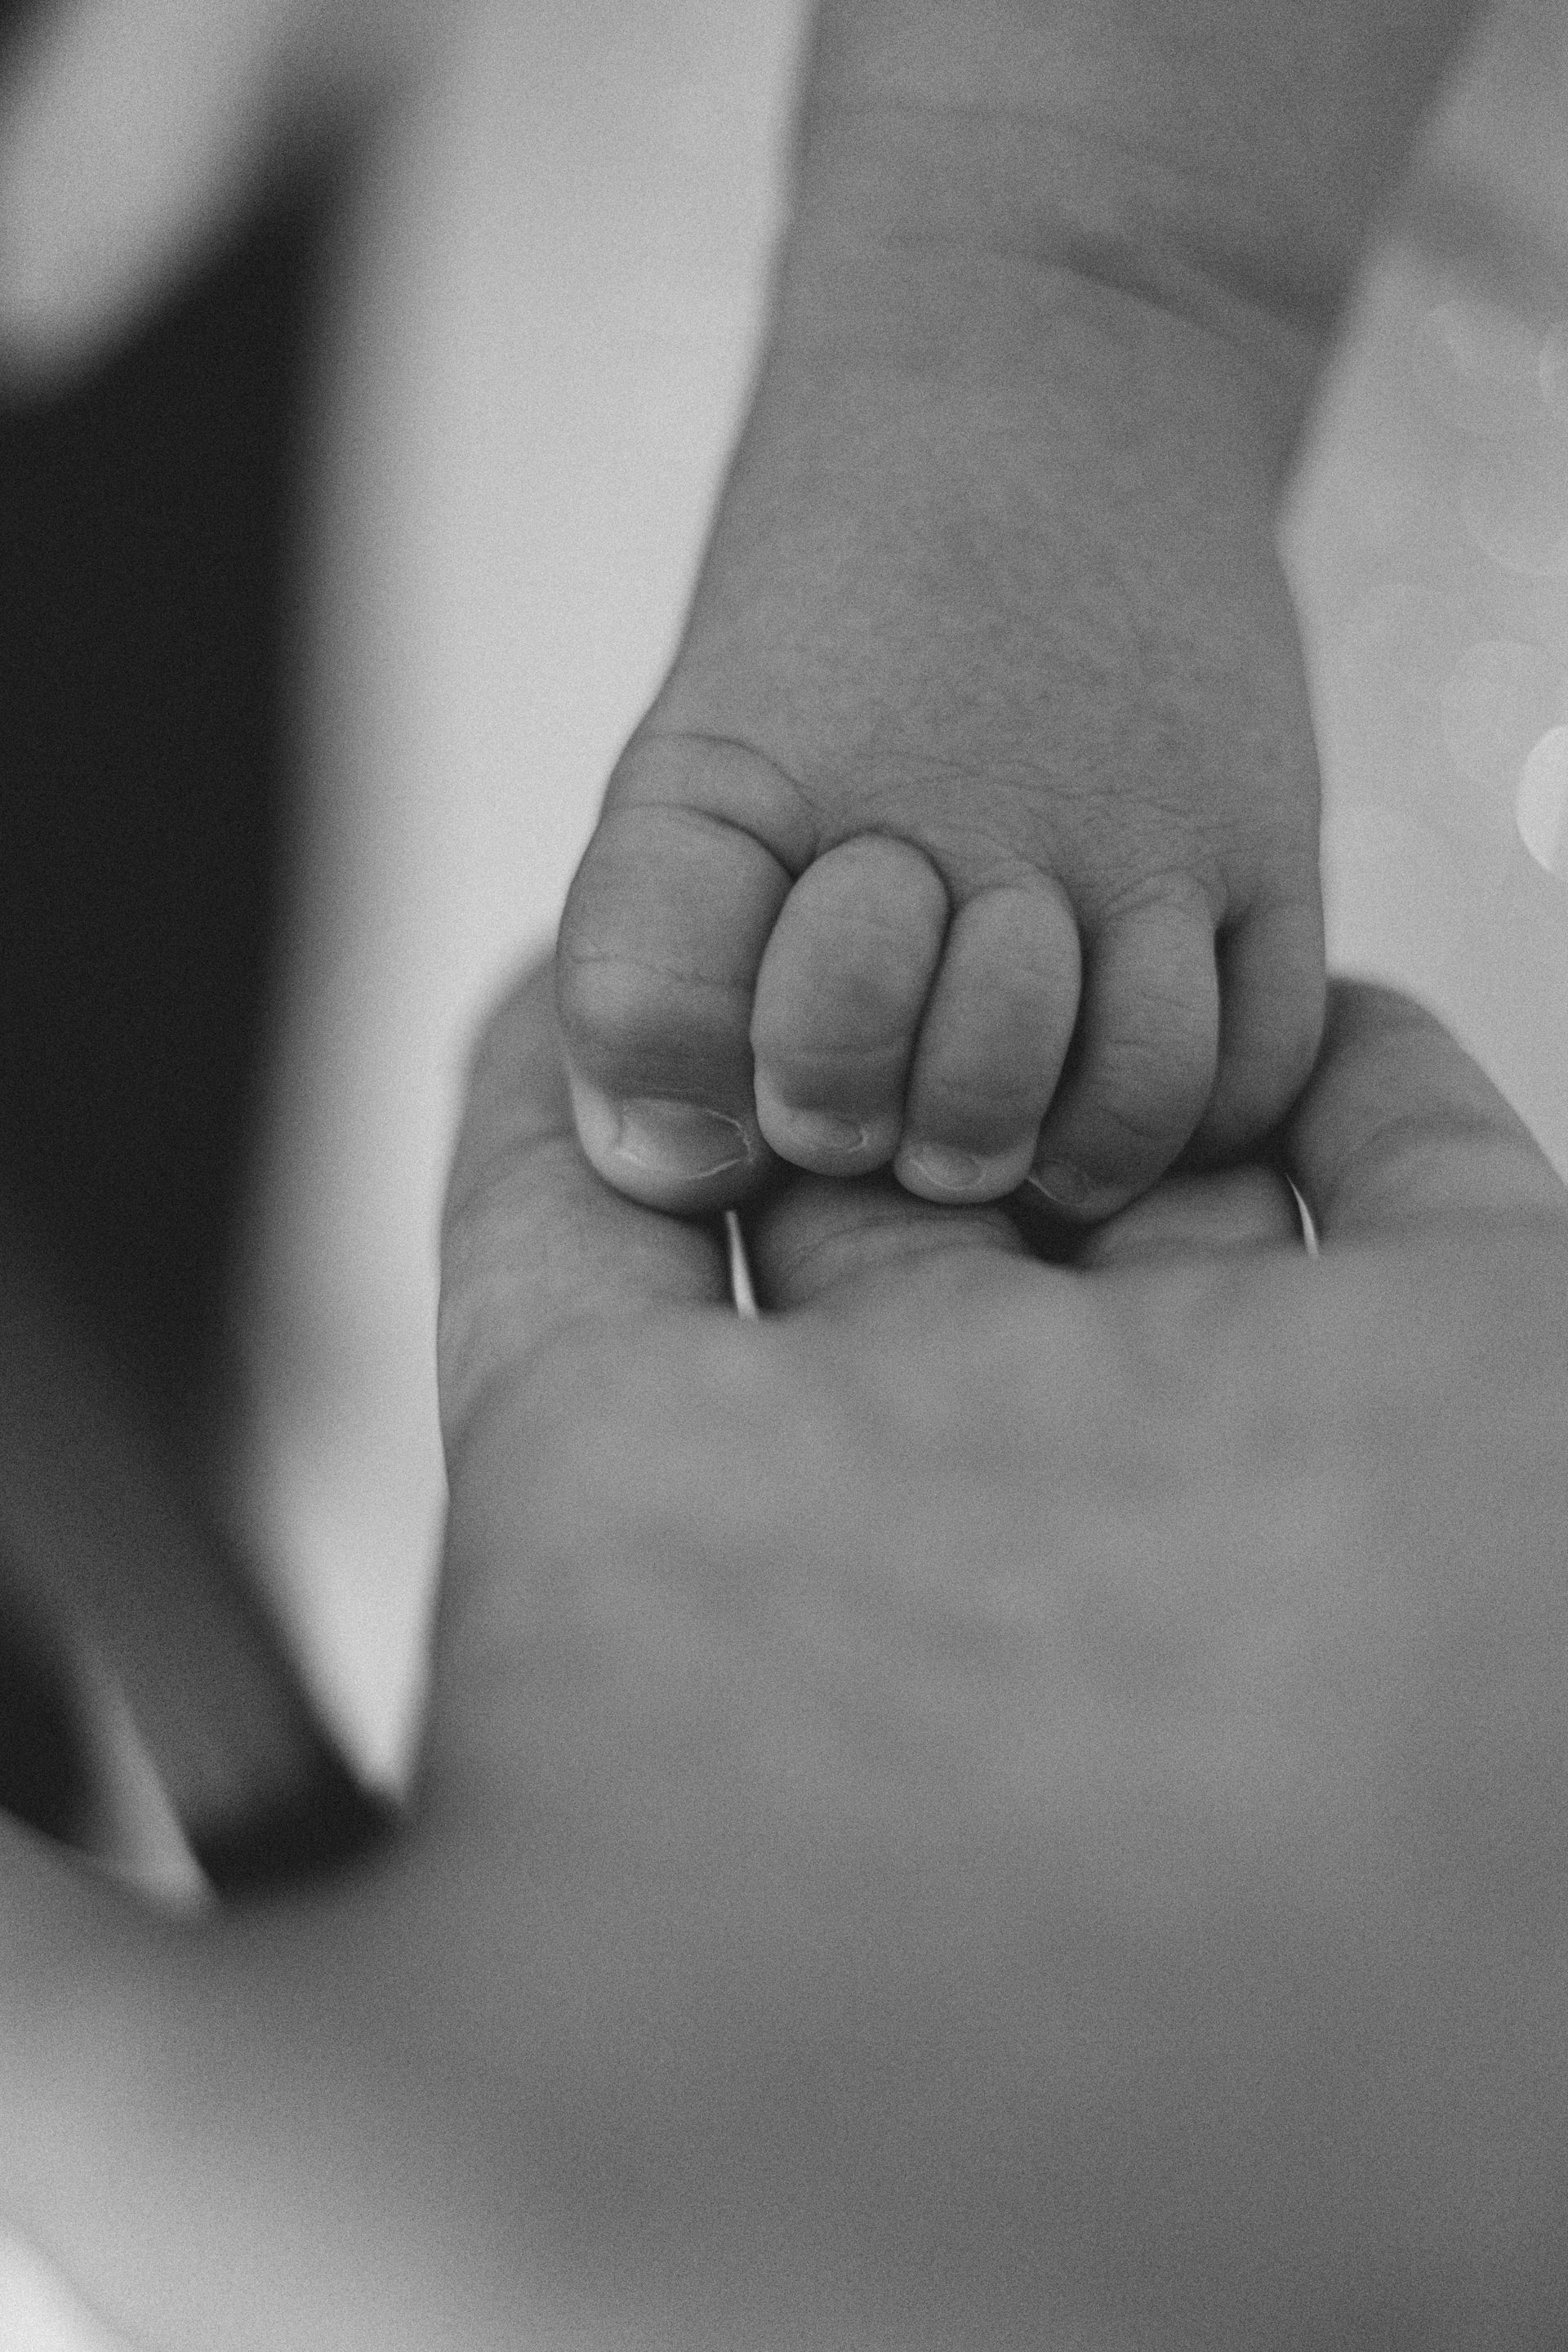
[754,1071,880,1164]
[614,1098,753,1180]
[906,1142,989,1193]
[787,1109,869,1156]
[1027,1160,1093,1214]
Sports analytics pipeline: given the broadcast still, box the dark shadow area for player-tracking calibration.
[0,173,394,1886]
[0,1579,91,1847]
[0,186,317,1428]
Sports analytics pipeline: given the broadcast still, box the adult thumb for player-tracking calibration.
[1282,979,1567,1245]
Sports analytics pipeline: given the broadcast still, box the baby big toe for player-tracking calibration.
[555,793,791,1209]
[751,835,949,1174]
[1027,890,1220,1220]
[893,879,1080,1202]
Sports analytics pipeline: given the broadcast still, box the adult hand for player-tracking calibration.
[2,960,1566,2350]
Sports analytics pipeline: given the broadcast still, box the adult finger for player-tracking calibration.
[438,955,732,1467]
[0,0,444,385]
[746,1169,1031,1312]
[746,1135,1298,1311]
[1281,979,1568,1245]
[1074,1165,1304,1270]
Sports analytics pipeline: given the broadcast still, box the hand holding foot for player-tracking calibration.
[556,0,1485,1220]
[559,261,1324,1216]
[7,967,1566,2350]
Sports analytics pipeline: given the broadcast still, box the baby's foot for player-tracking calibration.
[558,281,1325,1219]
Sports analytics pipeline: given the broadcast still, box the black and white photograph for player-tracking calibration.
[1,2,1566,2344]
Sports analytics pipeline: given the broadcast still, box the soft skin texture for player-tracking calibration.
[556,0,1487,1219]
[560,287,1325,1219]
[2,964,1566,2351]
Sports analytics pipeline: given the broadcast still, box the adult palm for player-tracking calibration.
[2,964,1566,2350]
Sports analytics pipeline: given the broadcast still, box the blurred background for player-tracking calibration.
[0,0,1565,2339]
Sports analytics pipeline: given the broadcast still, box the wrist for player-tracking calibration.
[784,0,1486,439]
[769,132,1312,495]
[778,95,1319,457]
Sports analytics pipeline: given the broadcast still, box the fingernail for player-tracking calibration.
[901,1140,1039,1200]
[906,1142,987,1192]
[774,1108,870,1158]
[617,1098,754,1179]
[755,1075,889,1169]
[1026,1160,1094,1215]
[576,1084,754,1182]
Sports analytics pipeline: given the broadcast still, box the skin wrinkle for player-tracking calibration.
[553,943,755,997]
[755,1192,1023,1309]
[657,385,1297,917]
[800,0,1490,297]
[767,256,1303,504]
[629,734,821,863]
[888,215,1321,390]
[599,796,801,886]
[791,96,1334,382]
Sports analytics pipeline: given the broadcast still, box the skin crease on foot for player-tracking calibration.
[555,0,1490,1224]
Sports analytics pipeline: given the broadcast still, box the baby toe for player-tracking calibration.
[556,749,801,1209]
[1189,890,1326,1166]
[1027,888,1220,1220]
[751,834,949,1174]
[894,878,1080,1202]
